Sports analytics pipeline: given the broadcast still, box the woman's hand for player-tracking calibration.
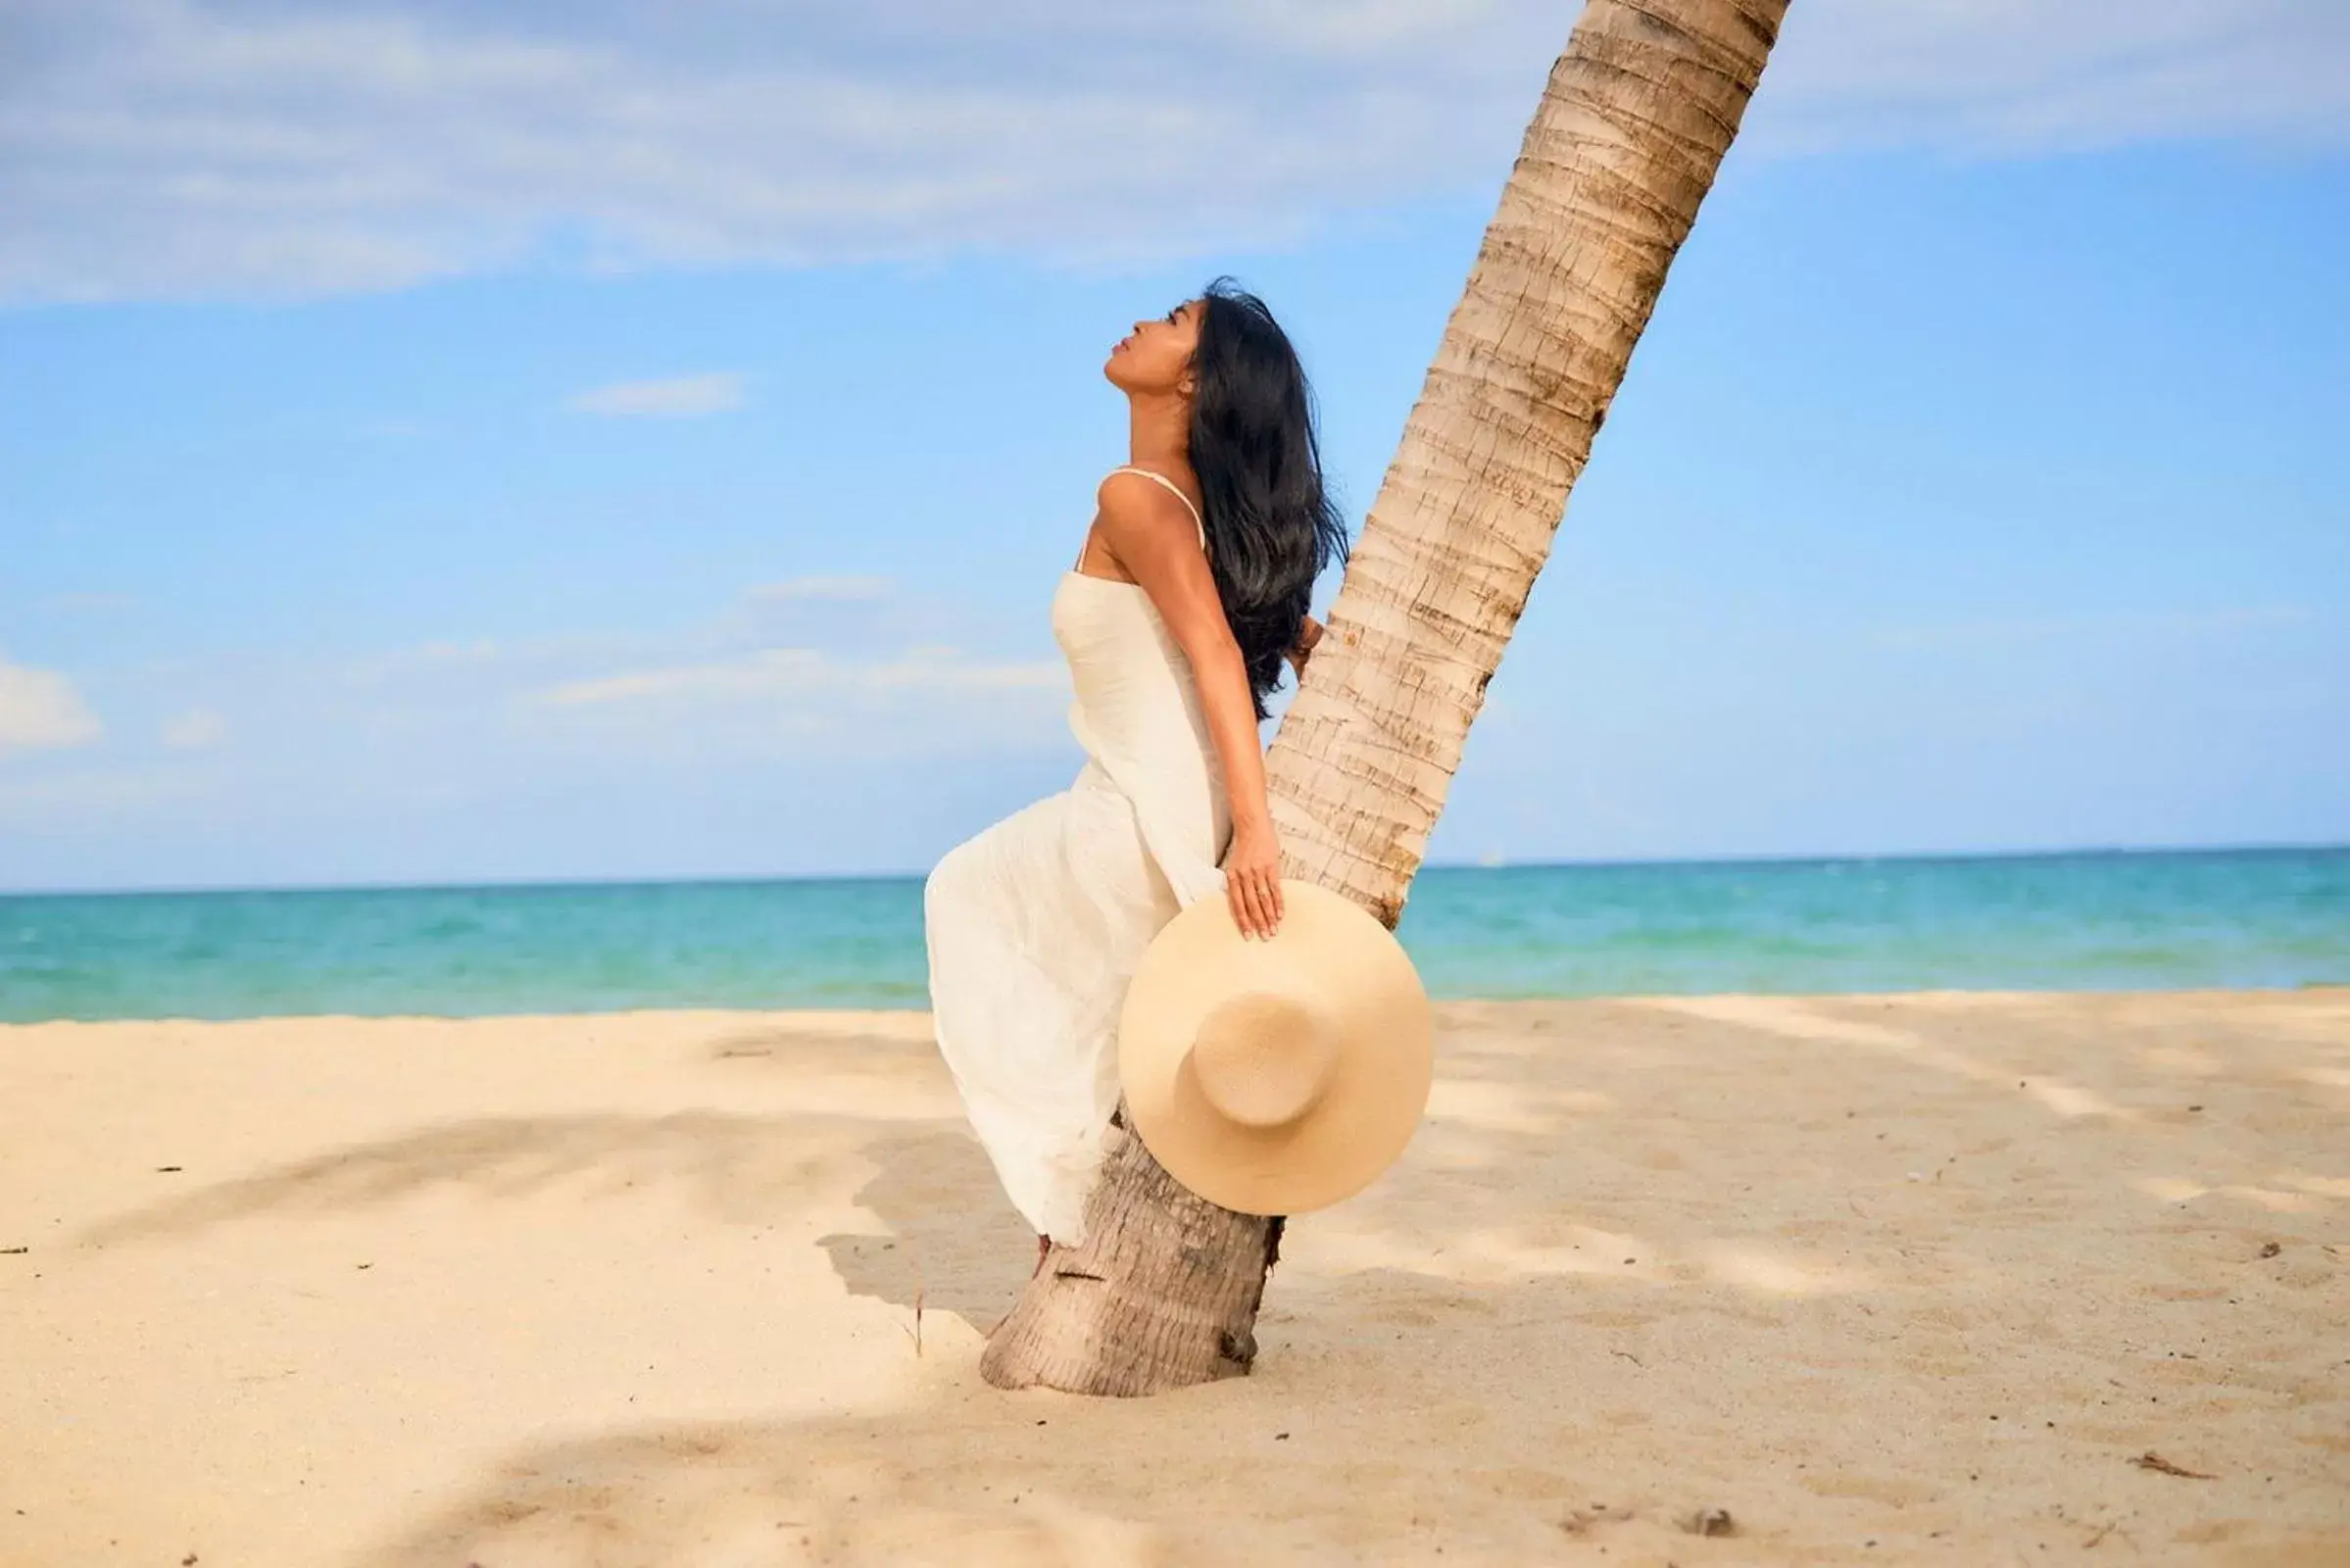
[1221,816,1286,940]
[1285,614,1324,677]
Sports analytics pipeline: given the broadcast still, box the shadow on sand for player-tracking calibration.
[56,994,2350,1564]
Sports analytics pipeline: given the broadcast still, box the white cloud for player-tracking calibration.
[0,658,103,753]
[0,582,1073,878]
[535,646,1062,709]
[161,708,230,749]
[481,575,1070,752]
[566,371,745,417]
[5,0,2342,303]
[1868,604,2313,651]
[748,576,895,605]
[1760,0,2350,157]
[520,632,1074,767]
[329,637,511,692]
[44,592,141,613]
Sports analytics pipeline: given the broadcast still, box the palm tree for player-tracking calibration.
[983,0,1795,1395]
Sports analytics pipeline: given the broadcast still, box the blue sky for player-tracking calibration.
[3,0,2346,892]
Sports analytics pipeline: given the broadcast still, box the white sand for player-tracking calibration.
[3,992,2346,1565]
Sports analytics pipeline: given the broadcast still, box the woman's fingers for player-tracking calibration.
[1289,620,1323,675]
[1220,846,1287,940]
[1230,866,1269,939]
[1248,868,1280,939]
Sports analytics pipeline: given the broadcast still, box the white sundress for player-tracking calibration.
[922,467,1233,1246]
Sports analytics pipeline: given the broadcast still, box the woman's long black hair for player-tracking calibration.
[1188,276,1349,719]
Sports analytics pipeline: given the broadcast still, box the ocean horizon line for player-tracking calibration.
[6,837,2344,903]
[8,844,2341,1021]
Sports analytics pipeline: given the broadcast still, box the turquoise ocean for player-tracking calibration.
[3,847,2343,1024]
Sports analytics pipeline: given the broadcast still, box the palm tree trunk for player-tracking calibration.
[982,0,1793,1396]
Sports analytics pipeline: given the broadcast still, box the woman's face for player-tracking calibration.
[1105,298,1202,398]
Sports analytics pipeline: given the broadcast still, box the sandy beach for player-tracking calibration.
[4,991,2345,1565]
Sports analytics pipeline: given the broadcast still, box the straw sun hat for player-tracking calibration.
[1117,878,1434,1216]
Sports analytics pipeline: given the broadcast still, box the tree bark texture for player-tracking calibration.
[980,1111,1282,1396]
[982,0,1791,1396]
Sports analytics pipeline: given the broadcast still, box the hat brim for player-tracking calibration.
[1118,879,1433,1216]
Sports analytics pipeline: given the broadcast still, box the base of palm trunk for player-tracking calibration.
[980,1110,1282,1396]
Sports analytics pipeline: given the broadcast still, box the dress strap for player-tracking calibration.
[1108,466,1208,554]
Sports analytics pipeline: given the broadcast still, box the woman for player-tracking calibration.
[923,277,1345,1268]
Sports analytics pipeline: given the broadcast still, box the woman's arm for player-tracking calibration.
[1095,471,1285,939]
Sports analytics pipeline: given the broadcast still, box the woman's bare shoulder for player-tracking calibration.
[1094,466,1197,513]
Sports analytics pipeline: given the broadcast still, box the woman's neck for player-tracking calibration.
[1126,392,1191,474]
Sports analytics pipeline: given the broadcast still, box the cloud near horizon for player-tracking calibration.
[160,708,231,750]
[0,659,103,754]
[1866,604,2315,653]
[566,371,747,417]
[519,580,1070,754]
[3,0,2343,304]
[3,581,1068,795]
[748,576,896,605]
[534,646,1061,709]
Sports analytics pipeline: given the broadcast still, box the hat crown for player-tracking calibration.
[1186,988,1339,1129]
[1121,877,1434,1217]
